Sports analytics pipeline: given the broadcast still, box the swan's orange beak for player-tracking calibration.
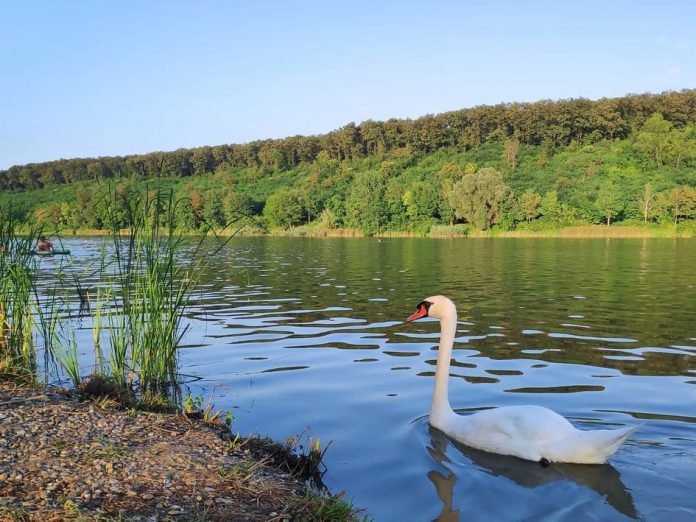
[406,304,428,322]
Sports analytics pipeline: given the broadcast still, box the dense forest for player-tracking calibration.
[2,89,696,235]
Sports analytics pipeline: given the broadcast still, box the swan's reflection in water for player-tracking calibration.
[426,425,638,521]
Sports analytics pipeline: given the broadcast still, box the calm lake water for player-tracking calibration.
[42,237,696,521]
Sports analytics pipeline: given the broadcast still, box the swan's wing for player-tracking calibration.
[447,405,636,463]
[472,406,574,439]
[453,405,576,461]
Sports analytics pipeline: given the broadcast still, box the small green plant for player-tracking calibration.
[62,498,81,515]
[183,386,234,428]
[91,445,132,459]
[183,394,204,414]
[50,324,82,387]
[218,456,269,484]
[138,391,177,413]
[284,432,333,484]
[297,489,366,522]
[203,405,221,424]
[227,433,244,452]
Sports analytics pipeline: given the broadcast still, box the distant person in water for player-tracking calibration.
[37,236,54,252]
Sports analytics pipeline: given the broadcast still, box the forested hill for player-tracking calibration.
[2,89,696,235]
[3,90,695,190]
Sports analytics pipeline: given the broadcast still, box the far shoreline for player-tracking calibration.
[49,224,694,240]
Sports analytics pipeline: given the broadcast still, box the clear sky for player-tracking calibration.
[1,0,695,170]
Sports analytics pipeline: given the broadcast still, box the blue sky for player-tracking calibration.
[1,0,694,170]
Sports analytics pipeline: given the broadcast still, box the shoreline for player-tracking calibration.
[0,381,358,521]
[53,224,693,239]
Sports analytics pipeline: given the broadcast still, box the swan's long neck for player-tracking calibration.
[431,306,457,426]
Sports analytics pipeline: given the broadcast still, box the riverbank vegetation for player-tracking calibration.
[2,90,696,237]
[0,193,209,396]
[0,200,362,520]
[0,381,363,521]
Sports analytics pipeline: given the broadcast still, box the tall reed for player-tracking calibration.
[2,189,241,402]
[96,188,233,400]
[0,210,41,381]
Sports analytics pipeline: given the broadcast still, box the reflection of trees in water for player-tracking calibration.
[426,425,638,520]
[194,237,695,379]
[477,333,693,378]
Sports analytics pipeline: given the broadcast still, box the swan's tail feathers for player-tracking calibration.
[545,425,639,464]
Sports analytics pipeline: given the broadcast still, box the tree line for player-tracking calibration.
[2,91,696,234]
[2,90,695,191]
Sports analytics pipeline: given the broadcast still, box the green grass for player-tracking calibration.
[0,211,41,381]
[97,190,201,399]
[86,187,238,406]
[297,489,369,522]
[1,187,235,407]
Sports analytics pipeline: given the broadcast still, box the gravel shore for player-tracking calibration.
[0,381,320,521]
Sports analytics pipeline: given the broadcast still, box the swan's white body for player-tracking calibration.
[407,296,637,464]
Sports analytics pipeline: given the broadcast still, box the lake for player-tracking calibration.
[42,237,696,521]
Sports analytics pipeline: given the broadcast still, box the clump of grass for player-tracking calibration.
[138,390,178,413]
[296,489,367,522]
[218,457,269,483]
[78,374,135,407]
[183,386,235,428]
[226,432,366,521]
[95,189,190,397]
[242,432,332,490]
[90,445,132,459]
[0,209,41,382]
[90,187,240,407]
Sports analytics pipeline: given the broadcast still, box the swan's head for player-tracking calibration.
[406,295,456,322]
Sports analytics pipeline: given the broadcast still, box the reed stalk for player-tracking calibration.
[94,187,229,402]
[0,210,41,381]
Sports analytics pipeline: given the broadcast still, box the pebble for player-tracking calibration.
[0,382,313,520]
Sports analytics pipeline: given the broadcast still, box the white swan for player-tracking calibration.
[406,295,638,465]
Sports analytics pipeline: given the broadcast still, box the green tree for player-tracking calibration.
[263,188,303,228]
[222,190,254,223]
[503,137,520,170]
[324,195,346,227]
[540,190,561,222]
[59,202,79,233]
[403,181,439,223]
[636,113,673,168]
[637,182,656,223]
[201,190,225,227]
[448,167,510,230]
[436,163,465,226]
[668,186,696,224]
[518,189,542,222]
[345,170,389,234]
[595,181,623,225]
[384,178,407,229]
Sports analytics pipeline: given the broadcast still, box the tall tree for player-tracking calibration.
[637,182,656,223]
[345,170,389,234]
[518,189,542,222]
[595,181,623,225]
[668,186,696,225]
[448,168,510,230]
[636,113,673,168]
[263,188,303,228]
[503,137,520,170]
